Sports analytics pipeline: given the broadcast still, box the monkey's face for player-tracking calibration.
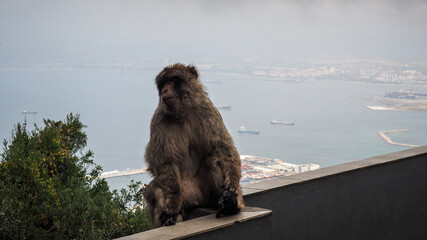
[155,64,205,117]
[157,77,190,116]
[160,81,181,109]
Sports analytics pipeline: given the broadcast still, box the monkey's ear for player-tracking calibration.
[187,65,199,78]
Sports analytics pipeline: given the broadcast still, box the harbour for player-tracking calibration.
[101,155,320,187]
[240,155,319,184]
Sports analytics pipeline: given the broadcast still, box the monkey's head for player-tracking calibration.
[155,63,207,117]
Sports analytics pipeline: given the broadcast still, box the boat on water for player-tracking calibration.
[206,79,222,84]
[270,120,294,125]
[216,105,231,110]
[22,110,37,114]
[238,126,260,135]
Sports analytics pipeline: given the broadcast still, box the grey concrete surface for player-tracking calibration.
[117,145,427,240]
[116,207,272,240]
[244,145,427,240]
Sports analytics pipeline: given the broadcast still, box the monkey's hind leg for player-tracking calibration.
[143,180,183,227]
[143,181,158,226]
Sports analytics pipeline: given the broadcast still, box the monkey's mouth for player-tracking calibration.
[162,96,177,106]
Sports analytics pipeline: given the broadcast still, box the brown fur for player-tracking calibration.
[143,63,244,227]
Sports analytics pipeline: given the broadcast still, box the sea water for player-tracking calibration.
[1,68,426,190]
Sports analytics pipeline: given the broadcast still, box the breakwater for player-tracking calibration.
[99,168,147,179]
[378,129,419,148]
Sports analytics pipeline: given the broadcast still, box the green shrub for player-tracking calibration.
[0,113,152,239]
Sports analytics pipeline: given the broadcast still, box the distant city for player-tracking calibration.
[249,59,427,85]
[3,58,426,85]
[4,57,426,112]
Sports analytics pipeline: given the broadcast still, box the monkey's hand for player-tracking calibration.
[160,209,182,226]
[216,184,241,218]
[160,196,183,226]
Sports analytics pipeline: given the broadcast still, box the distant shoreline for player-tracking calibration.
[366,97,427,111]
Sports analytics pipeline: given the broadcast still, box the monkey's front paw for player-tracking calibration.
[216,184,241,218]
[160,210,182,226]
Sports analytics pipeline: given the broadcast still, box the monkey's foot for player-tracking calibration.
[160,210,182,226]
[216,184,241,218]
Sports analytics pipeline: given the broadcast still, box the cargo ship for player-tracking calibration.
[205,80,222,84]
[270,120,294,125]
[216,105,231,110]
[22,110,37,114]
[238,126,259,135]
[385,92,415,100]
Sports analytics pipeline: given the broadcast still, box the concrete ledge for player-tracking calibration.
[117,207,272,240]
[118,145,427,239]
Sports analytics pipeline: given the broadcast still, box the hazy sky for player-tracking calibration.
[1,0,426,62]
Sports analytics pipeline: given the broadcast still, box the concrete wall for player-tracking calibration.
[243,145,427,240]
[119,146,427,240]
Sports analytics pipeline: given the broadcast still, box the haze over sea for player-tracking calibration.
[1,67,426,189]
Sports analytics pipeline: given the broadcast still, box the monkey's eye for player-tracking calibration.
[157,77,185,95]
[171,78,185,92]
[172,77,184,85]
[158,79,175,94]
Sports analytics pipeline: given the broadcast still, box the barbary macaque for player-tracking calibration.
[143,63,244,227]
